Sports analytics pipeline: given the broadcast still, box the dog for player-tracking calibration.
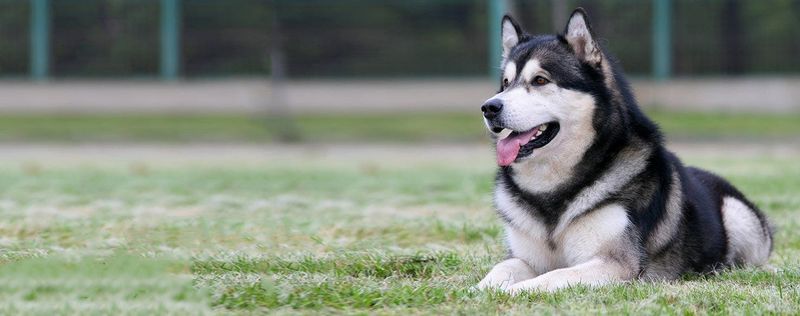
[476,8,773,294]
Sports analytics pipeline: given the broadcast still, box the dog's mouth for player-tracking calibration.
[495,122,560,166]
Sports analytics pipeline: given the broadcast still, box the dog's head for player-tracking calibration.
[483,9,614,168]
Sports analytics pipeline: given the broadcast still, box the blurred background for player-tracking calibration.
[0,0,798,143]
[1,2,799,313]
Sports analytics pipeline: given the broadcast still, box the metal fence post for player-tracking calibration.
[652,0,672,81]
[30,0,50,80]
[487,0,507,79]
[161,0,181,80]
[268,3,299,142]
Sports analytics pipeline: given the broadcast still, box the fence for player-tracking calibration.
[0,0,798,80]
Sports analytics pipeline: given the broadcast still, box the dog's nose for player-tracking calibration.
[481,100,503,119]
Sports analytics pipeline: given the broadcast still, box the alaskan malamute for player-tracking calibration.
[477,8,772,293]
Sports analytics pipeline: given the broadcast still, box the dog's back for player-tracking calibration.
[687,167,773,267]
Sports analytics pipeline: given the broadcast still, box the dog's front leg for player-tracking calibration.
[506,257,632,294]
[476,258,536,291]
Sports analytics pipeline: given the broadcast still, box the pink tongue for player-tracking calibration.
[496,128,539,166]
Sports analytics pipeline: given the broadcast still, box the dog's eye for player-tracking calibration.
[532,76,550,86]
[502,78,509,88]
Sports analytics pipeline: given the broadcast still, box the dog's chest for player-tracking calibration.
[495,184,563,272]
[495,185,629,275]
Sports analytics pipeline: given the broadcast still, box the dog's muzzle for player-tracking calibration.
[481,99,504,133]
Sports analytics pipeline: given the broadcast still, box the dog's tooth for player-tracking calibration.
[535,130,543,137]
[498,128,512,139]
[539,124,548,131]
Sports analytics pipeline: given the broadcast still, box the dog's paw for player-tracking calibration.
[474,275,513,291]
[470,280,512,295]
[473,279,500,291]
[505,284,526,295]
[505,279,553,295]
[506,285,536,295]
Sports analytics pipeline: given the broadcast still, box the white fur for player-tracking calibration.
[565,13,601,65]
[505,225,560,276]
[487,86,549,131]
[510,94,594,192]
[475,258,535,290]
[558,204,631,266]
[495,183,548,239]
[495,185,558,275]
[502,20,519,58]
[487,187,635,292]
[507,257,628,293]
[551,145,651,239]
[503,62,517,85]
[520,59,547,83]
[721,196,771,266]
[647,171,683,253]
[490,204,632,293]
[484,59,599,192]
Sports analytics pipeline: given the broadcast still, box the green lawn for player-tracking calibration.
[0,146,798,314]
[0,110,798,142]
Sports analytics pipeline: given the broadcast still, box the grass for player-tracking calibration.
[0,255,207,315]
[0,143,798,314]
[0,110,798,142]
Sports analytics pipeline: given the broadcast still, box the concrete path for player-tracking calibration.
[0,77,797,114]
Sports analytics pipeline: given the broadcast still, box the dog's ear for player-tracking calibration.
[563,8,602,67]
[501,15,523,58]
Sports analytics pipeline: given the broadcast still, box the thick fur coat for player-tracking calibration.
[476,9,772,293]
